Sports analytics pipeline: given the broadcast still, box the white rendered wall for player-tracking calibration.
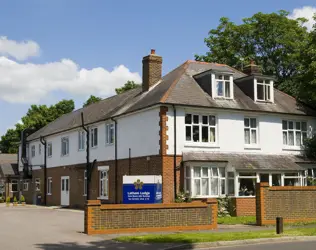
[167,106,316,155]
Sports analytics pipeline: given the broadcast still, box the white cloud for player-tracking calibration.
[289,6,316,31]
[0,56,141,104]
[0,36,40,60]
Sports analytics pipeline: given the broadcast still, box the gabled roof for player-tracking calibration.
[0,154,18,177]
[27,60,316,141]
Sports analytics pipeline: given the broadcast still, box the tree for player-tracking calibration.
[83,95,102,107]
[195,10,309,96]
[0,99,74,153]
[115,81,140,94]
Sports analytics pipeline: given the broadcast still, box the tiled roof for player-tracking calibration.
[26,60,316,141]
[0,154,17,164]
[0,154,18,177]
[182,151,307,171]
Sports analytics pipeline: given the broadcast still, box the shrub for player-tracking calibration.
[6,197,10,203]
[217,196,236,217]
[20,195,25,203]
[0,197,4,203]
[175,191,192,203]
[13,196,17,203]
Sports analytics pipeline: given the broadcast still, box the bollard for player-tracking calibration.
[276,217,283,234]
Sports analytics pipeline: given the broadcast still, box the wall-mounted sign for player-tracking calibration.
[123,175,162,204]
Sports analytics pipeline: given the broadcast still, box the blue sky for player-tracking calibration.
[0,0,315,136]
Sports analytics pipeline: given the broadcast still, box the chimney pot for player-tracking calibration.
[243,60,262,75]
[151,49,156,55]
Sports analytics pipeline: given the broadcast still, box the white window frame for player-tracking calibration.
[255,78,273,102]
[105,123,115,145]
[185,114,217,144]
[244,117,258,146]
[307,168,316,186]
[78,130,85,151]
[282,120,307,147]
[47,142,52,158]
[35,178,40,191]
[39,144,41,155]
[11,180,18,192]
[31,145,35,158]
[184,165,225,198]
[91,127,98,148]
[83,170,87,196]
[213,74,233,99]
[23,180,28,191]
[98,166,109,199]
[237,172,257,197]
[61,137,69,157]
[47,177,52,195]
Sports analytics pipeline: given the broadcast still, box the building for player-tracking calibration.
[19,50,316,213]
[0,154,19,200]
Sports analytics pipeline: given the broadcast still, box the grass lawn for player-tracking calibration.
[115,228,316,243]
[217,216,256,225]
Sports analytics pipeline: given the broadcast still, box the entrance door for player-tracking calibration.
[61,176,70,206]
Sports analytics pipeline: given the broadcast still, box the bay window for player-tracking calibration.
[238,173,256,196]
[282,120,307,146]
[284,172,301,186]
[185,114,216,143]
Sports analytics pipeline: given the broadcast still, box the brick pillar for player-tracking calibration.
[256,182,269,226]
[206,198,218,229]
[84,200,101,235]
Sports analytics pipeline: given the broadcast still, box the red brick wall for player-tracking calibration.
[85,199,217,235]
[232,197,256,216]
[256,182,316,225]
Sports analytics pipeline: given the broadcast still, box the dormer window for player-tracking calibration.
[255,79,273,102]
[214,74,233,99]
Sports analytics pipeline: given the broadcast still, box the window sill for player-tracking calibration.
[97,196,109,200]
[47,193,52,196]
[235,196,255,198]
[91,146,98,149]
[61,154,69,157]
[78,149,85,152]
[47,155,52,158]
[255,100,273,104]
[184,142,219,149]
[282,147,302,151]
[83,194,87,197]
[244,145,261,150]
[105,143,114,147]
[214,96,234,100]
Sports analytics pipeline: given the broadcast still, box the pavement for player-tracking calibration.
[1,203,316,250]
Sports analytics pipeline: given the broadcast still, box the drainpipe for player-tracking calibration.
[111,118,118,204]
[81,112,90,201]
[40,136,47,206]
[172,105,177,199]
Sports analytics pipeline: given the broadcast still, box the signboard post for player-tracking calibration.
[123,175,162,204]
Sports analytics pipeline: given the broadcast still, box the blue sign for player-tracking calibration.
[123,175,162,204]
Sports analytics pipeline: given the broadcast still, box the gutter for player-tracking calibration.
[172,105,177,199]
[40,136,47,206]
[111,117,118,204]
[81,112,91,200]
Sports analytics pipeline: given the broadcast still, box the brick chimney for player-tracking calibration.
[243,60,262,75]
[142,49,162,92]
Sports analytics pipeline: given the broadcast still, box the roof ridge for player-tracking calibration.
[160,61,190,103]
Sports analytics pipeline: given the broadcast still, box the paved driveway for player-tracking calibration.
[0,204,175,250]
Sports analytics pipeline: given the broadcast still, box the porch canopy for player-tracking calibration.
[182,152,309,171]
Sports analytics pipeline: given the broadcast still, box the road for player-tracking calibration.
[206,241,316,250]
[0,204,174,250]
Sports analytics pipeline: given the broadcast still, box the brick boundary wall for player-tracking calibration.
[231,197,256,216]
[84,199,218,235]
[256,182,316,225]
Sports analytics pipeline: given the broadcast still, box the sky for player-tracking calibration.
[0,0,315,137]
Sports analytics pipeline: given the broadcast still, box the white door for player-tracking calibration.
[61,176,70,206]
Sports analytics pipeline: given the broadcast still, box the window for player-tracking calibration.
[91,127,98,147]
[244,118,258,145]
[227,172,235,196]
[39,144,41,155]
[284,172,301,186]
[215,74,231,98]
[78,131,85,151]
[238,173,256,196]
[185,166,225,197]
[47,142,52,157]
[61,137,69,156]
[282,120,307,146]
[99,168,109,199]
[47,177,52,195]
[256,79,271,101]
[272,174,281,186]
[307,168,316,186]
[105,123,115,145]
[11,180,18,192]
[35,178,40,191]
[23,180,28,191]
[31,145,35,158]
[185,114,216,143]
[84,170,87,196]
